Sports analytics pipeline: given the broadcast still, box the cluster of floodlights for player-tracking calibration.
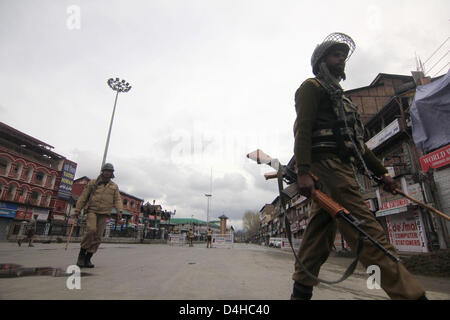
[107,78,132,92]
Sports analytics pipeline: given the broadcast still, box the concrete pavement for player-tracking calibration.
[1,242,449,300]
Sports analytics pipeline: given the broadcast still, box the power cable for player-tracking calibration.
[425,50,449,75]
[423,36,449,65]
[433,62,449,77]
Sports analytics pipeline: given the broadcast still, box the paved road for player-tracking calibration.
[1,242,449,300]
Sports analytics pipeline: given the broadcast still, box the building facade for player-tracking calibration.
[0,122,77,240]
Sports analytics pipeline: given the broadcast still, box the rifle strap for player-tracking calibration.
[277,169,365,285]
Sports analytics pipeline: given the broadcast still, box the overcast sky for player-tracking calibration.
[1,0,449,230]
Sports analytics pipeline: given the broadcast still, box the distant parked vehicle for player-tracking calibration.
[269,237,282,248]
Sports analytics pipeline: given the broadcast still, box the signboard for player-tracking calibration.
[212,234,234,248]
[385,209,428,253]
[57,160,77,200]
[419,143,450,173]
[32,208,49,221]
[0,202,18,218]
[376,180,424,217]
[364,199,377,212]
[15,211,32,220]
[366,119,401,150]
[52,214,65,221]
[168,233,186,246]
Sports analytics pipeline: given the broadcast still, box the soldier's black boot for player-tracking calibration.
[290,281,313,300]
[76,248,87,268]
[84,252,95,268]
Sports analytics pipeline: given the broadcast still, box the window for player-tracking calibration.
[25,167,34,182]
[7,185,17,201]
[45,194,51,206]
[13,163,23,178]
[19,188,28,202]
[123,199,128,206]
[0,158,10,176]
[30,191,42,205]
[35,171,46,185]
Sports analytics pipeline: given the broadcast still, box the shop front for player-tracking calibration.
[0,202,17,240]
[376,177,429,253]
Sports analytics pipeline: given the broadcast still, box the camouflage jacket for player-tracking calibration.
[75,178,123,215]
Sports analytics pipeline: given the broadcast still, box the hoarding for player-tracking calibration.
[419,143,450,173]
[0,202,18,218]
[57,160,77,200]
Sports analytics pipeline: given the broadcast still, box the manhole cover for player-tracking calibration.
[188,262,196,265]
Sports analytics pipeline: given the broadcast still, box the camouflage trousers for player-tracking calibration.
[292,157,425,300]
[80,211,109,254]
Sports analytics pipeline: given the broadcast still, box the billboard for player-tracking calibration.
[57,160,77,200]
[0,202,18,218]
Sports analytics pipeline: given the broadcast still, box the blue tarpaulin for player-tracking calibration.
[410,70,450,153]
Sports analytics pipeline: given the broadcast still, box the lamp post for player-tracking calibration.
[102,78,132,168]
[205,193,211,228]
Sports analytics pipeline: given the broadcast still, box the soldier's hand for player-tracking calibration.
[382,175,399,194]
[73,211,80,219]
[297,173,316,198]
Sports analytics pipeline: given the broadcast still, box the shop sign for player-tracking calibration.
[364,199,377,211]
[52,214,66,221]
[0,202,18,218]
[385,210,428,253]
[32,208,49,221]
[366,119,401,150]
[419,143,450,172]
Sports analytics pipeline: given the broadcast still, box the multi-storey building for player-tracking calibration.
[0,122,77,240]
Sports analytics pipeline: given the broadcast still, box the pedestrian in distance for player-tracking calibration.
[18,214,38,247]
[206,227,212,248]
[291,32,427,300]
[73,163,123,268]
[188,228,194,247]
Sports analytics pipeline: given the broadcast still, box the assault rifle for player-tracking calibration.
[246,149,400,263]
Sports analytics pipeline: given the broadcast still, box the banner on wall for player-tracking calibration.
[0,202,18,218]
[57,160,77,200]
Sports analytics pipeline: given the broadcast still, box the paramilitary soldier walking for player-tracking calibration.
[206,227,212,248]
[18,214,38,247]
[291,32,426,300]
[74,163,123,268]
[188,228,194,247]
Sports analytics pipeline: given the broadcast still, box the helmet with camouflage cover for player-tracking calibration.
[101,163,115,178]
[311,32,355,75]
[102,163,115,172]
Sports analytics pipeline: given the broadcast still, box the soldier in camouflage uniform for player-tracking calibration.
[206,227,212,248]
[18,214,38,247]
[188,228,194,247]
[74,163,123,268]
[291,33,426,300]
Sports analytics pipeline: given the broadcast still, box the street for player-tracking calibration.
[1,242,449,300]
